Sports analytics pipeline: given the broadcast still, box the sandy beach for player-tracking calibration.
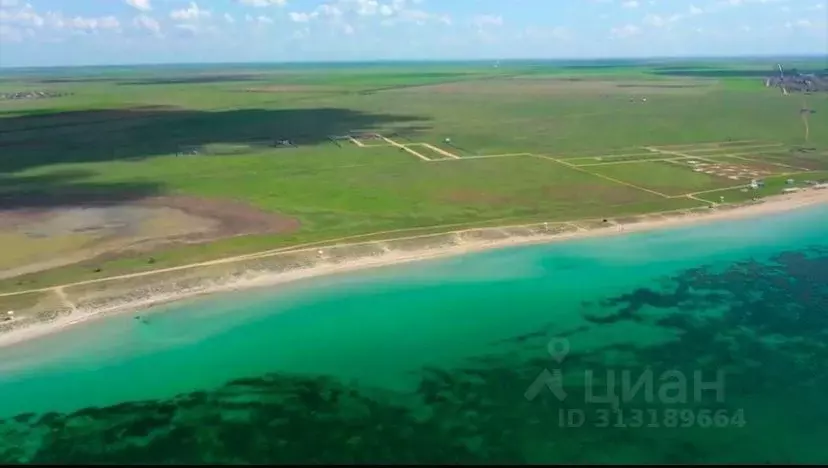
[1,187,827,349]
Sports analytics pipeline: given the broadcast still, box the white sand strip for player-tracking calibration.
[1,188,826,349]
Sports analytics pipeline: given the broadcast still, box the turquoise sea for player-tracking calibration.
[0,206,827,464]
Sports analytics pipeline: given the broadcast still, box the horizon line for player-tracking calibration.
[1,54,826,71]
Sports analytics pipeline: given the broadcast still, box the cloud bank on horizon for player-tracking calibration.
[0,0,825,67]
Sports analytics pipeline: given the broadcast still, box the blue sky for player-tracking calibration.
[0,0,825,67]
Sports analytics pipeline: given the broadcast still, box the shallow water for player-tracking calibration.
[1,206,827,463]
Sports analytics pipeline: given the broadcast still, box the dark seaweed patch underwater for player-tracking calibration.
[1,246,827,464]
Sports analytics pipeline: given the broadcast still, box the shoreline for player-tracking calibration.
[1,188,827,349]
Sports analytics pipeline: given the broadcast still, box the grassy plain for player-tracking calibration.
[1,58,827,291]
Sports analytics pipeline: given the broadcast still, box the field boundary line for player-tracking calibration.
[663,159,698,168]
[642,146,696,158]
[662,157,731,167]
[650,140,760,149]
[348,137,366,148]
[677,143,785,154]
[683,151,782,160]
[531,154,672,199]
[555,149,785,163]
[723,154,812,172]
[427,153,531,162]
[688,186,749,196]
[573,158,685,167]
[643,148,746,166]
[563,152,664,161]
[480,153,533,158]
[668,153,812,174]
[421,143,460,159]
[380,136,432,161]
[686,194,711,204]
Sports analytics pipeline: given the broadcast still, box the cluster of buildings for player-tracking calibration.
[764,69,828,94]
[0,90,71,101]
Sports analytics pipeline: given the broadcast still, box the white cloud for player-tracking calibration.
[289,12,312,22]
[472,14,503,28]
[610,24,641,38]
[224,13,235,23]
[317,4,343,17]
[714,0,791,9]
[170,2,211,21]
[175,23,198,35]
[48,14,121,32]
[398,9,442,25]
[355,0,379,15]
[521,26,572,42]
[0,0,20,7]
[291,26,309,39]
[622,1,640,8]
[288,0,448,28]
[238,0,286,7]
[0,23,23,42]
[785,18,814,29]
[245,14,274,24]
[642,12,685,28]
[643,14,668,27]
[0,2,126,39]
[126,0,152,12]
[689,5,704,15]
[133,14,161,35]
[0,3,45,27]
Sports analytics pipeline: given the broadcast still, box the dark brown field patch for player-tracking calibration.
[0,195,300,278]
[141,195,300,238]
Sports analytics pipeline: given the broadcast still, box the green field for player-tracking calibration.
[1,58,827,290]
[584,160,736,196]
